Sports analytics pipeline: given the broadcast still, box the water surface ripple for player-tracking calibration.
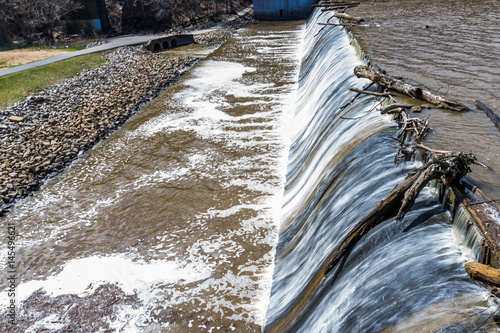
[349,0,500,197]
[0,22,302,332]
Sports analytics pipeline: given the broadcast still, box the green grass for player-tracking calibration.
[0,44,87,52]
[0,52,108,110]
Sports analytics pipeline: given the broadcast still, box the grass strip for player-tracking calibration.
[0,52,108,110]
[0,44,87,52]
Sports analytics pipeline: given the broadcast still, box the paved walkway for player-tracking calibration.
[0,6,252,77]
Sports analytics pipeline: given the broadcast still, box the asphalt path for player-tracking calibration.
[0,6,252,77]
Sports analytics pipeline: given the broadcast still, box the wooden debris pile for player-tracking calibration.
[324,152,477,275]
[316,0,500,303]
[324,62,500,301]
[323,64,488,278]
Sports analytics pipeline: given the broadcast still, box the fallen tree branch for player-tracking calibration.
[313,1,359,8]
[380,103,414,114]
[354,66,470,112]
[415,143,455,156]
[347,87,391,97]
[465,262,500,288]
[318,22,360,27]
[340,82,375,110]
[324,153,476,275]
[334,12,364,22]
[476,100,500,131]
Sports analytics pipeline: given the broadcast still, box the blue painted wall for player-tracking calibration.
[254,0,320,20]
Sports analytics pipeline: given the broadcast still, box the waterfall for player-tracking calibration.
[451,205,486,264]
[266,9,494,332]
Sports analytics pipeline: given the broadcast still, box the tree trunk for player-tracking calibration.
[465,262,500,287]
[96,0,111,33]
[334,12,363,22]
[353,66,470,112]
[324,153,476,275]
[475,100,500,131]
[324,161,440,274]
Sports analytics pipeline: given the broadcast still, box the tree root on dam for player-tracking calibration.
[324,152,477,275]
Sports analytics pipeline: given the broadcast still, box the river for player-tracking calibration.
[1,1,500,332]
[349,0,500,198]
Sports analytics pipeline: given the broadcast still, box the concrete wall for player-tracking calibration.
[67,0,110,32]
[146,35,195,52]
[253,0,319,20]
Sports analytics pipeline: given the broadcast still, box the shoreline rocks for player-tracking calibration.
[0,47,198,215]
[0,14,252,216]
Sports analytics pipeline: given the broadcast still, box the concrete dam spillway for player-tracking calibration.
[2,2,500,332]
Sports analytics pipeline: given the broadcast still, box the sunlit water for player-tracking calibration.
[2,2,500,332]
[265,9,499,333]
[349,0,500,197]
[0,22,302,332]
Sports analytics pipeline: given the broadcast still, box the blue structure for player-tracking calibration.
[253,0,320,20]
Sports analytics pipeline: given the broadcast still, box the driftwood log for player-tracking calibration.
[381,103,425,114]
[334,12,364,22]
[354,66,470,112]
[325,153,476,275]
[319,22,360,27]
[475,100,500,131]
[465,262,500,288]
[313,1,359,8]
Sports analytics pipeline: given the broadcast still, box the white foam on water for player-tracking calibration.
[25,314,66,333]
[129,61,282,144]
[1,255,211,305]
[483,203,500,225]
[0,24,303,331]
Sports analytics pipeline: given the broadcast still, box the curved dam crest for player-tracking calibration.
[265,7,499,333]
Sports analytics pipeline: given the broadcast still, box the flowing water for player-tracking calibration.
[0,22,302,331]
[265,8,499,332]
[349,0,500,198]
[2,1,500,332]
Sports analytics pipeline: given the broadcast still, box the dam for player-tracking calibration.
[1,0,500,331]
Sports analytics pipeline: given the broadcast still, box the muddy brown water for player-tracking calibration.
[0,21,301,332]
[349,0,500,198]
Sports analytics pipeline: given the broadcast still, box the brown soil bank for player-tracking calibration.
[0,49,71,69]
[0,16,251,217]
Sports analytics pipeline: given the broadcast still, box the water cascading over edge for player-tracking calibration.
[265,9,495,332]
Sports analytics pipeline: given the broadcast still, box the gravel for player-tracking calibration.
[0,14,252,216]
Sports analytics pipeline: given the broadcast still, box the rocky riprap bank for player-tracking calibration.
[0,48,197,215]
[0,15,251,216]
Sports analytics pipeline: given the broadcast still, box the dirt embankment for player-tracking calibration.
[0,15,251,217]
[0,49,71,69]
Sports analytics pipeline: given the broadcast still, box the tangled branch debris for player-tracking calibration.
[391,109,429,164]
[325,152,477,275]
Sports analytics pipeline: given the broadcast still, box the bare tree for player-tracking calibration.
[0,0,81,44]
[27,0,82,42]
